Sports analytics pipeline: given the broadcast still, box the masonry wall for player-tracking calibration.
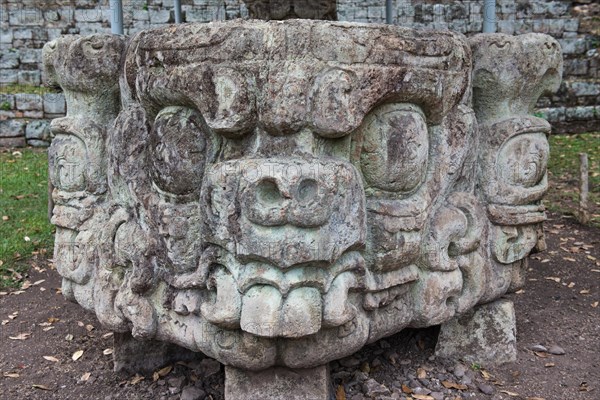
[0,0,599,147]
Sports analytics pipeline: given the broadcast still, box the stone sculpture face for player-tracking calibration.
[44,22,562,370]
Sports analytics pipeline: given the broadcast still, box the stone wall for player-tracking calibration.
[0,0,599,146]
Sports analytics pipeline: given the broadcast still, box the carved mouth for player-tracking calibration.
[200,249,365,338]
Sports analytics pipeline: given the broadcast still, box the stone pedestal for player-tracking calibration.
[113,332,204,374]
[435,299,517,366]
[225,365,331,400]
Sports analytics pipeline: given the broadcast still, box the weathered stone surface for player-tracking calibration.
[25,120,50,140]
[0,119,26,138]
[0,136,26,148]
[243,0,337,20]
[43,20,562,389]
[435,299,517,365]
[225,365,331,400]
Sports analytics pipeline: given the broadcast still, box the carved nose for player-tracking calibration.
[243,177,333,228]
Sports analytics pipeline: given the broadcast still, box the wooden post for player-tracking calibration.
[579,153,590,224]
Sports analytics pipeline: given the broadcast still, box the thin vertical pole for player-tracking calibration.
[483,0,496,33]
[174,0,183,23]
[579,153,590,224]
[110,0,124,35]
[386,0,393,24]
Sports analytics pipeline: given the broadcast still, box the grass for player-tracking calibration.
[0,84,60,95]
[545,132,600,227]
[0,148,54,288]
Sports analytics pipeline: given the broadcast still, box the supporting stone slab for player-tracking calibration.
[435,299,517,366]
[225,365,331,400]
[113,332,204,374]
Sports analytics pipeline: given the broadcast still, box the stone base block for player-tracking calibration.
[225,365,331,400]
[113,332,204,374]
[435,299,517,366]
[0,136,26,148]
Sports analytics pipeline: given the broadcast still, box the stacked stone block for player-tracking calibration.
[0,0,598,147]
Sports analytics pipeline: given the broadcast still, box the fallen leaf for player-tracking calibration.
[568,282,575,288]
[526,397,546,400]
[417,367,427,379]
[130,374,144,385]
[152,371,160,382]
[2,215,9,221]
[335,385,346,400]
[592,302,598,308]
[48,317,59,324]
[103,348,113,356]
[32,384,51,390]
[402,384,413,394]
[442,380,468,390]
[412,395,434,400]
[545,277,561,283]
[102,332,114,339]
[587,255,597,261]
[80,372,91,382]
[545,363,555,368]
[563,257,576,262]
[65,334,74,341]
[3,373,19,378]
[43,356,59,363]
[500,390,520,397]
[481,370,492,380]
[580,290,590,294]
[33,279,45,286]
[534,351,548,358]
[85,324,95,332]
[541,259,550,263]
[156,365,172,377]
[72,350,84,361]
[9,333,30,340]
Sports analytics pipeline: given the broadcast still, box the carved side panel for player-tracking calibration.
[43,35,125,311]
[470,33,563,300]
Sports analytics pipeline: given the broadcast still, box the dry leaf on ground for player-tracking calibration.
[442,381,468,390]
[72,350,84,361]
[9,333,30,340]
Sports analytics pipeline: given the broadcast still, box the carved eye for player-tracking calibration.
[150,107,211,196]
[359,104,429,193]
[499,133,549,188]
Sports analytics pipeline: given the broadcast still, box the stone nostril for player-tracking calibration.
[256,179,284,206]
[297,179,319,204]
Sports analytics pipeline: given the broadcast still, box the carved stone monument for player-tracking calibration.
[43,14,562,400]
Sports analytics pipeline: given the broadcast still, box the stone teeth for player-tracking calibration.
[240,286,323,338]
[279,287,322,338]
[200,268,242,329]
[322,272,357,328]
[240,285,282,337]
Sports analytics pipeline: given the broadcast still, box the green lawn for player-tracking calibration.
[0,148,54,288]
[546,133,600,227]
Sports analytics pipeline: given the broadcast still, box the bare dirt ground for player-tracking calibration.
[1,212,599,400]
